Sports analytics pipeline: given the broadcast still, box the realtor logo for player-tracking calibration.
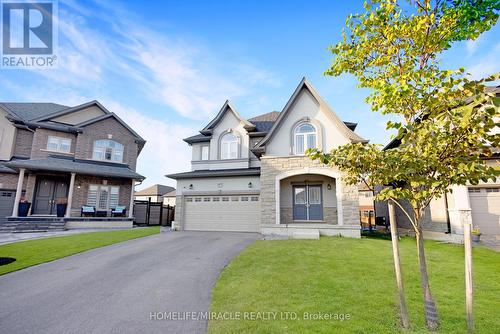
[1,0,57,68]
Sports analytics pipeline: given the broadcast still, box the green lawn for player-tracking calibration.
[209,236,500,334]
[0,227,160,275]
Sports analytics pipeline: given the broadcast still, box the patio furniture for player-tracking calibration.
[96,210,108,217]
[111,206,127,217]
[81,205,96,217]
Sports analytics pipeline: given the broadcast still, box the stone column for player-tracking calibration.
[12,168,26,217]
[129,179,135,218]
[65,172,76,217]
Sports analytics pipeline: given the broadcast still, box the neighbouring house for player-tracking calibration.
[358,184,375,228]
[0,101,145,228]
[134,184,176,206]
[375,86,500,242]
[162,190,176,206]
[167,78,367,238]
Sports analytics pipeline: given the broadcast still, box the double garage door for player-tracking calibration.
[183,194,260,232]
[468,187,500,236]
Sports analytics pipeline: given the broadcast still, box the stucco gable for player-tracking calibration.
[255,78,367,151]
[200,100,255,135]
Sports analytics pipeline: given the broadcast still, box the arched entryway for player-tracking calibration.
[275,168,343,225]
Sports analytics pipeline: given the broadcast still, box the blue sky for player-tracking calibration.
[1,0,499,188]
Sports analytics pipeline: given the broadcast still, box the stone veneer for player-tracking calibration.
[260,156,359,226]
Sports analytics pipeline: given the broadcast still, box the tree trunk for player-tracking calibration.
[415,223,439,330]
[388,200,410,328]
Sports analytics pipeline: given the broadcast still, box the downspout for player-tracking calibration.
[444,193,451,234]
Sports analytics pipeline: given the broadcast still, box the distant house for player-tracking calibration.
[358,184,375,228]
[135,184,176,205]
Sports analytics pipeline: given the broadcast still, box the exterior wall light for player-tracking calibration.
[248,182,253,188]
[189,184,193,190]
[327,183,332,190]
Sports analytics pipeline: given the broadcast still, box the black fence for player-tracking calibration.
[133,200,175,226]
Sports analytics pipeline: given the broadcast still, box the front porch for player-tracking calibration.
[260,157,362,238]
[2,157,144,225]
[0,216,135,233]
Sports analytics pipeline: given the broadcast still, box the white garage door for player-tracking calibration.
[184,194,260,232]
[468,187,500,236]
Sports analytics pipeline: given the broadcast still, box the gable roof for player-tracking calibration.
[200,100,255,135]
[255,77,367,149]
[31,100,110,122]
[77,113,145,143]
[248,111,280,132]
[135,184,175,196]
[0,102,69,121]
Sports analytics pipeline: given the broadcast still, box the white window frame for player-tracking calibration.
[201,145,210,161]
[87,185,120,210]
[92,139,124,163]
[294,123,317,155]
[47,136,71,153]
[220,133,239,160]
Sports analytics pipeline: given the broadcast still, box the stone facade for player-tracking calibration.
[259,156,359,226]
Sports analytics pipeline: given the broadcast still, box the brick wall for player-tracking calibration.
[74,117,139,170]
[260,156,359,226]
[30,128,76,159]
[13,129,33,158]
[0,172,24,189]
[70,175,132,216]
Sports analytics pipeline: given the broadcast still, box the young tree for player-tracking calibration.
[308,0,500,330]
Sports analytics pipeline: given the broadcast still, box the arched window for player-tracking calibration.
[220,133,238,159]
[294,123,317,155]
[92,139,124,163]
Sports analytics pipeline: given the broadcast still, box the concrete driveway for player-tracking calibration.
[0,231,258,334]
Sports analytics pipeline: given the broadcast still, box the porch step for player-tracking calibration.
[292,229,320,240]
[0,219,66,233]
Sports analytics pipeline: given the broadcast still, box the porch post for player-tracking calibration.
[65,172,76,217]
[129,179,135,218]
[11,168,26,217]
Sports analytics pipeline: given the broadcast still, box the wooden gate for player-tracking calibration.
[133,200,175,226]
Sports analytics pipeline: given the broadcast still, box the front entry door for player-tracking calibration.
[293,185,323,221]
[33,177,69,215]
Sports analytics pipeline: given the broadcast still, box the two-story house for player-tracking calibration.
[0,101,145,227]
[167,78,367,238]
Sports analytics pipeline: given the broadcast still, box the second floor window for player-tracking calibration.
[220,133,238,159]
[294,123,317,155]
[47,136,71,153]
[92,139,124,163]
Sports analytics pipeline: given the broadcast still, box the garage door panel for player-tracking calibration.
[469,187,500,236]
[184,195,260,232]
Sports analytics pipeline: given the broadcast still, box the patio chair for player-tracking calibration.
[111,206,127,217]
[81,205,96,217]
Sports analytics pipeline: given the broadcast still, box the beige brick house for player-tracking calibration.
[0,101,145,226]
[168,78,367,238]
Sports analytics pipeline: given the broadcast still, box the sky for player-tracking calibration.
[1,0,499,189]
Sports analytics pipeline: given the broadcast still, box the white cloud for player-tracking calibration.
[467,42,500,80]
[101,100,195,187]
